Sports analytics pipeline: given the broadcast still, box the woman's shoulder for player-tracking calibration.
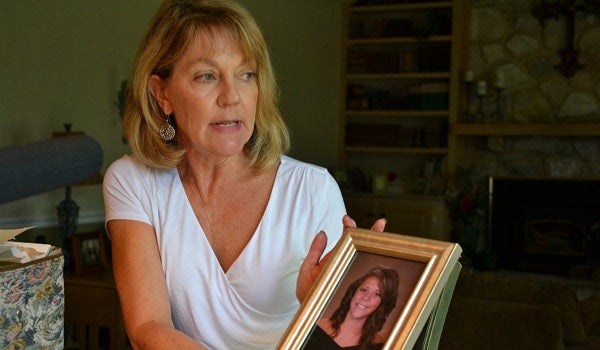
[106,155,172,177]
[104,155,177,188]
[370,335,385,350]
[106,154,145,174]
[374,333,384,343]
[274,156,344,210]
[104,155,146,189]
[316,318,332,331]
[279,155,331,178]
[303,321,338,350]
[368,342,384,350]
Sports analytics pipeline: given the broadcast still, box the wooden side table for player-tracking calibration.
[64,269,127,350]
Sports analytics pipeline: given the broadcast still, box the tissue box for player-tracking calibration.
[0,249,64,349]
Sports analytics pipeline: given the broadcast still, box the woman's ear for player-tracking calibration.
[148,75,173,114]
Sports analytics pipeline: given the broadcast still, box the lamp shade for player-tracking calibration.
[0,135,103,204]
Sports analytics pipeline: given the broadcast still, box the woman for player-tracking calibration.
[305,266,400,350]
[102,0,385,349]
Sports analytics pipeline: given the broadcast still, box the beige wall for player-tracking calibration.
[0,1,342,227]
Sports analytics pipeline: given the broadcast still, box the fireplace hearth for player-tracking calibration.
[489,177,600,278]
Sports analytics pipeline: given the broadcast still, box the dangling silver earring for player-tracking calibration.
[159,113,176,141]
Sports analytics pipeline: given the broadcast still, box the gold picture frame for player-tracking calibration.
[277,227,462,349]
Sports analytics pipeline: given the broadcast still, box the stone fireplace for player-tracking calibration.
[463,1,600,280]
[489,176,600,278]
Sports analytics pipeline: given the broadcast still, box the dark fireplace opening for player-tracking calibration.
[489,177,600,278]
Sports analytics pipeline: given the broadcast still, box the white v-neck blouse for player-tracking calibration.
[103,154,346,349]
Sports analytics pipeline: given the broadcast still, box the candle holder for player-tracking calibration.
[490,86,505,123]
[462,81,474,123]
[473,94,485,123]
[471,80,488,123]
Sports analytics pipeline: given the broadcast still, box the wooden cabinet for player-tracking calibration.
[340,0,468,188]
[345,193,450,241]
[64,270,127,350]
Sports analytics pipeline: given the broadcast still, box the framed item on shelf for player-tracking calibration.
[70,231,109,275]
[277,227,462,349]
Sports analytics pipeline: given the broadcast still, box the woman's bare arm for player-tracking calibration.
[108,220,206,350]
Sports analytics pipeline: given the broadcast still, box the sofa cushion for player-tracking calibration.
[566,335,600,350]
[440,297,563,350]
[579,295,600,335]
[454,271,586,345]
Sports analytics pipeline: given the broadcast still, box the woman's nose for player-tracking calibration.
[217,79,240,106]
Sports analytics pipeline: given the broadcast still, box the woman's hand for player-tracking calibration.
[296,215,387,303]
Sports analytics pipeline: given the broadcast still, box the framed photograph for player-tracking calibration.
[278,227,462,350]
[70,231,109,275]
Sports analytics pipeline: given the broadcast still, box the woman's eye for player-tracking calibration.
[241,71,256,81]
[196,73,215,82]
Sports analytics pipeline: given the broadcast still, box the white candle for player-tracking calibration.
[477,80,487,96]
[494,70,505,89]
[464,70,474,83]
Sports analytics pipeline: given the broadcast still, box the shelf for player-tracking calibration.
[451,123,600,136]
[349,1,453,13]
[347,72,450,80]
[347,110,450,118]
[345,146,448,155]
[340,0,465,180]
[348,35,452,45]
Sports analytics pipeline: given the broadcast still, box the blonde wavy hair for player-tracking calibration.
[124,0,289,170]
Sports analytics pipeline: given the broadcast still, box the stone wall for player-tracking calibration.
[464,0,600,178]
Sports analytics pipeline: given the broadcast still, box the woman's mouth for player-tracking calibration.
[355,303,368,310]
[215,121,239,127]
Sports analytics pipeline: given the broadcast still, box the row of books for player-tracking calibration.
[347,45,450,74]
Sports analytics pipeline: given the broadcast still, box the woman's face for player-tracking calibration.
[150,27,258,159]
[349,276,382,320]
